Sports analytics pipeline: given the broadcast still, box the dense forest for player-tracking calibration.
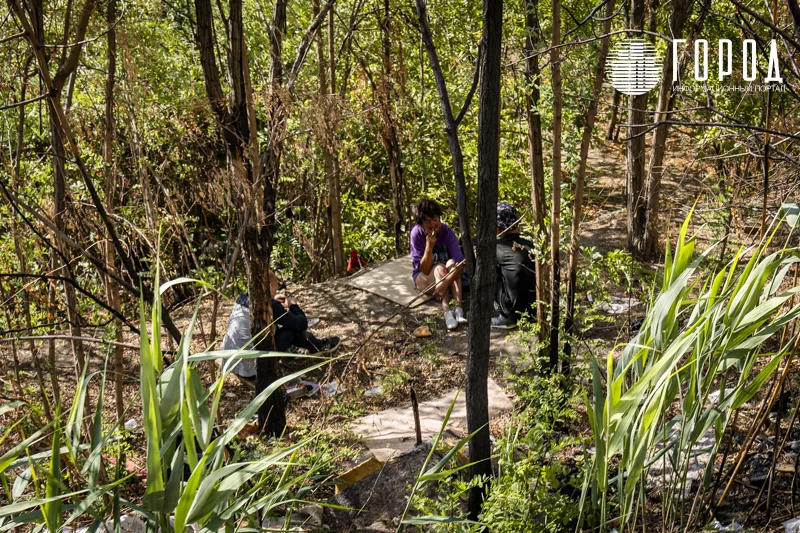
[2,0,800,529]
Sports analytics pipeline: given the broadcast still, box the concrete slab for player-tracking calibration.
[350,378,514,462]
[347,255,430,308]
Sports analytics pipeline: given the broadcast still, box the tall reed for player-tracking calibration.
[581,211,800,532]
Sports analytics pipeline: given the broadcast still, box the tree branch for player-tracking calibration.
[286,0,335,93]
[0,93,47,111]
[0,272,139,333]
[454,40,482,127]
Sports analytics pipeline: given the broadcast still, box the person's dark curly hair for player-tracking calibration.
[414,198,443,226]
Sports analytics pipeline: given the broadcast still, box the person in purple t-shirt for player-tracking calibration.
[410,198,468,330]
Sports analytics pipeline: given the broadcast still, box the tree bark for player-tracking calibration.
[563,0,616,368]
[327,2,345,274]
[35,0,90,379]
[626,0,648,258]
[606,89,621,140]
[787,0,800,42]
[524,0,549,349]
[315,0,344,275]
[9,57,55,416]
[414,0,477,276]
[255,0,332,433]
[466,0,502,520]
[378,0,405,257]
[102,0,125,421]
[640,0,693,258]
[194,0,285,434]
[548,0,562,371]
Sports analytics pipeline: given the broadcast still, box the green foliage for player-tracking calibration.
[408,403,581,533]
[0,270,336,530]
[582,213,800,531]
[479,424,579,533]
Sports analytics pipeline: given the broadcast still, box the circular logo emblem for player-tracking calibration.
[608,38,662,95]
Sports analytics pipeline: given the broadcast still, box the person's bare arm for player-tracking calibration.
[419,229,437,275]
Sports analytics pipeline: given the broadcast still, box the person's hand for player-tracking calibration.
[425,228,437,249]
[274,293,286,303]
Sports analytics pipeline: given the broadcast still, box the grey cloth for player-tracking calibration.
[221,302,256,377]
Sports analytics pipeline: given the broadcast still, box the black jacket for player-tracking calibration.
[496,234,536,319]
[236,292,308,331]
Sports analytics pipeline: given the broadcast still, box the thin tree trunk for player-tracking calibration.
[315,0,344,274]
[760,90,773,240]
[641,0,693,258]
[466,0,502,519]
[563,0,616,368]
[524,0,549,349]
[787,0,800,42]
[103,0,124,422]
[328,3,345,274]
[11,0,184,345]
[52,104,88,381]
[378,0,404,257]
[10,57,55,414]
[647,0,659,43]
[548,0,562,371]
[626,0,648,258]
[414,0,477,276]
[607,89,621,140]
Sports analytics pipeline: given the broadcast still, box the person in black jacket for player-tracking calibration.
[221,271,339,386]
[492,202,536,329]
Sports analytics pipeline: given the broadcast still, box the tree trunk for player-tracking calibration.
[466,0,502,520]
[787,0,800,42]
[314,0,342,274]
[760,90,773,240]
[51,92,88,383]
[414,0,477,276]
[641,0,693,258]
[378,0,405,257]
[10,58,54,417]
[563,0,616,368]
[524,0,549,349]
[326,3,345,275]
[27,0,90,380]
[193,0,286,434]
[626,0,648,258]
[548,0,562,371]
[102,0,124,422]
[606,89,621,140]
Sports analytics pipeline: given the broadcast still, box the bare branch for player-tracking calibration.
[0,93,47,111]
[0,30,24,44]
[286,0,334,93]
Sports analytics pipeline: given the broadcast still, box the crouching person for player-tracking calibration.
[221,271,340,389]
[493,201,536,329]
[410,198,468,331]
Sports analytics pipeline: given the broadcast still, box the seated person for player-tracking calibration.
[410,198,468,330]
[221,271,340,386]
[492,201,536,329]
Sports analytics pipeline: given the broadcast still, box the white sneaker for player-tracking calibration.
[444,310,458,330]
[454,307,468,324]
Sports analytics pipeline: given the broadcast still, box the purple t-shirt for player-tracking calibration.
[410,223,464,280]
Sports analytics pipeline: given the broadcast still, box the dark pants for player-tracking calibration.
[275,328,323,353]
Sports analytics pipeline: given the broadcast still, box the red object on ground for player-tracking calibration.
[347,250,368,273]
[104,454,147,479]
